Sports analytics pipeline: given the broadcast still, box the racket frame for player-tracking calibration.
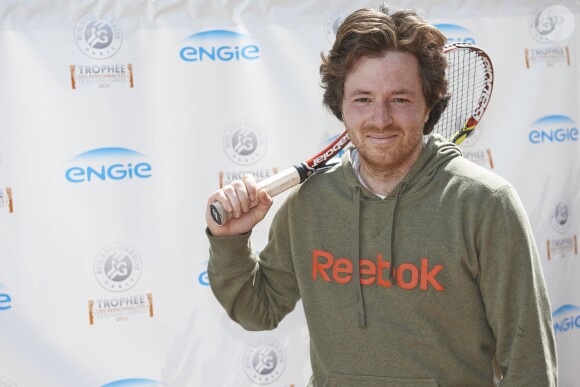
[440,42,494,145]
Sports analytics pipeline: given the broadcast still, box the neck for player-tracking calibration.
[358,164,404,196]
[358,146,423,196]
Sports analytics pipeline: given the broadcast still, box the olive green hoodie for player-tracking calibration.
[207,134,557,386]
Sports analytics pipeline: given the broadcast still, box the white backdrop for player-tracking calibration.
[0,0,578,386]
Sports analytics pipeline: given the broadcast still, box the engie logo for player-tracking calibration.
[434,24,476,44]
[0,283,12,311]
[102,378,165,387]
[552,304,580,336]
[180,30,260,63]
[198,260,209,286]
[529,115,578,144]
[65,147,152,183]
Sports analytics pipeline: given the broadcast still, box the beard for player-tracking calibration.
[347,123,425,174]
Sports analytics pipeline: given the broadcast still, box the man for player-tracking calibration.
[205,5,557,386]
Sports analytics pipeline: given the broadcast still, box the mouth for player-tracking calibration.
[366,132,398,145]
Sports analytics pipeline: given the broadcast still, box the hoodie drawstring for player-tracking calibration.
[389,182,407,279]
[351,186,366,327]
[351,182,408,327]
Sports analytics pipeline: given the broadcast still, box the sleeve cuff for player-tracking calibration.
[206,227,257,273]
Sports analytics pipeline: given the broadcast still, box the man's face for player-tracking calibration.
[341,50,430,172]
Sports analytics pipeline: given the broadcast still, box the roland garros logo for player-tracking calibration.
[223,119,268,166]
[94,243,142,292]
[243,338,286,385]
[529,5,576,43]
[75,13,123,59]
[550,199,570,234]
[322,8,348,44]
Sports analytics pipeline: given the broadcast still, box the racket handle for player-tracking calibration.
[210,166,301,226]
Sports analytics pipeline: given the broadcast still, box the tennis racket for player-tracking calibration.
[436,42,494,144]
[210,42,494,225]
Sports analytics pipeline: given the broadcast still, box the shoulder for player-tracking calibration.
[281,161,349,209]
[442,157,529,220]
[444,156,512,194]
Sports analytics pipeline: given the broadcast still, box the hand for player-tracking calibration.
[205,174,273,237]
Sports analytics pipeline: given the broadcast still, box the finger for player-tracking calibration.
[223,182,246,219]
[251,189,273,223]
[233,179,253,214]
[241,174,257,203]
[208,188,233,214]
[257,188,273,207]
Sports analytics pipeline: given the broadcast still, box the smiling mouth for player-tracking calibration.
[367,133,397,144]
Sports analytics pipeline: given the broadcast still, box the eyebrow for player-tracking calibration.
[346,88,419,97]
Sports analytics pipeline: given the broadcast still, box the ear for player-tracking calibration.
[423,107,431,124]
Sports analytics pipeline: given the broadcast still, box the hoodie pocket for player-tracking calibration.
[324,372,439,387]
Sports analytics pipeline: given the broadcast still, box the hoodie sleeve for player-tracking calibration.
[476,185,557,385]
[206,205,300,331]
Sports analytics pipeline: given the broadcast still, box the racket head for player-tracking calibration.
[434,42,494,145]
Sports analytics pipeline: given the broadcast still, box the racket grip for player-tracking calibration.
[210,166,301,226]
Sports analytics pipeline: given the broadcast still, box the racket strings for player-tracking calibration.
[435,49,487,142]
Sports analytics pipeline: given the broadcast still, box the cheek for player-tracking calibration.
[342,106,360,129]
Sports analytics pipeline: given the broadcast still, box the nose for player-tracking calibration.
[369,101,392,129]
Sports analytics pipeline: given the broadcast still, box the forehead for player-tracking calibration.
[344,50,423,93]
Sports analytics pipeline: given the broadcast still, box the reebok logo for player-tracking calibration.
[312,249,445,291]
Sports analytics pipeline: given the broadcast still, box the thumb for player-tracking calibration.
[251,189,273,222]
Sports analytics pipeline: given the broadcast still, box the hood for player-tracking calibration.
[339,134,461,327]
[342,133,461,200]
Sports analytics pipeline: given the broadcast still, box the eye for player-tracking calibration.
[354,97,372,103]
